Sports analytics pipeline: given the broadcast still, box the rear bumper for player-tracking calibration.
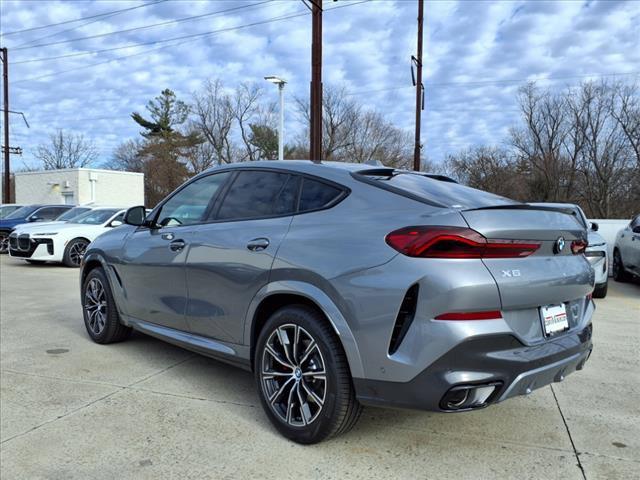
[353,323,593,411]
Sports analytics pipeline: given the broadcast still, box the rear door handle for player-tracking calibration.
[247,238,270,252]
[169,240,186,252]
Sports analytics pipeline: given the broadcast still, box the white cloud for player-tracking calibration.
[1,0,638,169]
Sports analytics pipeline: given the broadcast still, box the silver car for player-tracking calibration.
[79,161,595,444]
[613,214,640,281]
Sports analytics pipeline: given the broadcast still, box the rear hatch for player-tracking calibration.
[459,205,594,342]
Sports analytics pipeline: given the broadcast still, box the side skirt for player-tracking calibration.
[124,315,252,371]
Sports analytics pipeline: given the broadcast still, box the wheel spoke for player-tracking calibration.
[265,344,294,370]
[293,325,300,364]
[276,327,295,366]
[296,383,312,426]
[301,379,324,407]
[298,340,317,366]
[262,370,292,379]
[285,382,296,424]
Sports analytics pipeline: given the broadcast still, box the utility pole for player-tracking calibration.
[1,47,9,202]
[413,0,424,172]
[309,0,322,163]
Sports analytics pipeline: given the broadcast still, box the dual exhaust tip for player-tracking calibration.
[440,382,502,411]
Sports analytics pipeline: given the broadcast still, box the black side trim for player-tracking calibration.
[388,284,419,355]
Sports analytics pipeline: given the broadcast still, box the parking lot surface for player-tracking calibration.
[1,255,638,479]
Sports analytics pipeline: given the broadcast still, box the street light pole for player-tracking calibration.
[264,76,287,161]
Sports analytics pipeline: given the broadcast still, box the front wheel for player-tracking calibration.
[255,305,362,444]
[0,232,8,254]
[81,267,131,344]
[593,280,608,298]
[612,250,630,282]
[63,238,89,267]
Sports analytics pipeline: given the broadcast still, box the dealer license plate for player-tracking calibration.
[541,304,569,335]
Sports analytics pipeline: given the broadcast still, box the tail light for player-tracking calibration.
[571,240,588,254]
[434,310,503,321]
[385,226,541,259]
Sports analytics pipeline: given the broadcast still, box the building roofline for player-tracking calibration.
[14,168,144,176]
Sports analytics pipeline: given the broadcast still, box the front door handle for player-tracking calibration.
[169,239,186,252]
[247,238,270,252]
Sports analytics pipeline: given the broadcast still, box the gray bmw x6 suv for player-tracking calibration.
[80,161,594,443]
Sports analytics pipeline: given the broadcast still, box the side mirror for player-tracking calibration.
[590,222,599,232]
[29,215,41,222]
[633,226,640,234]
[123,206,147,227]
[110,220,123,227]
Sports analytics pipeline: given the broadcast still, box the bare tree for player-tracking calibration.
[192,79,236,164]
[106,139,145,172]
[233,82,265,161]
[35,130,98,170]
[610,82,640,166]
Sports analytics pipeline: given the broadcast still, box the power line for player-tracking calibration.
[12,0,371,84]
[1,0,168,37]
[345,71,640,95]
[12,0,275,51]
[13,1,168,49]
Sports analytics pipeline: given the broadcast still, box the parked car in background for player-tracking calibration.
[9,207,125,267]
[0,204,24,219]
[79,161,594,444]
[10,206,94,235]
[613,214,640,282]
[0,204,73,254]
[530,203,608,298]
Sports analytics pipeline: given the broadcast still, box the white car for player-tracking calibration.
[613,214,640,282]
[8,207,125,267]
[530,202,608,298]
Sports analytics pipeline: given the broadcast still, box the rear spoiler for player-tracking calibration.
[464,203,580,217]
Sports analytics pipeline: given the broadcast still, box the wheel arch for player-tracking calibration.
[245,281,364,378]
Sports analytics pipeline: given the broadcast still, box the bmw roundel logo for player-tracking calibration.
[554,236,565,254]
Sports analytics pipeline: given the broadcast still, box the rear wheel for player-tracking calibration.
[613,250,630,282]
[593,280,608,298]
[81,267,131,344]
[255,305,362,444]
[63,238,89,267]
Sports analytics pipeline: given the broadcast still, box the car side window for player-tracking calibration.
[630,215,640,229]
[156,172,230,227]
[216,171,294,221]
[33,207,67,221]
[299,178,342,212]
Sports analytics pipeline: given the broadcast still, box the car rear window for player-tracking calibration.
[299,178,343,212]
[355,172,517,209]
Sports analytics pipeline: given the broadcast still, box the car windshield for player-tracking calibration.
[71,209,119,225]
[4,205,39,219]
[57,207,92,221]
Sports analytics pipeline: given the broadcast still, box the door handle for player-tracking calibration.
[247,238,270,252]
[169,239,186,252]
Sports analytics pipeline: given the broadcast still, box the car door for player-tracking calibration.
[118,172,231,331]
[184,170,300,343]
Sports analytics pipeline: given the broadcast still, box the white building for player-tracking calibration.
[14,168,144,206]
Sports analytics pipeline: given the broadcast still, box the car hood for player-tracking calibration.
[11,221,66,233]
[22,222,104,235]
[0,217,29,229]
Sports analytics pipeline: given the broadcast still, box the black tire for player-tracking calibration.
[26,260,46,265]
[612,250,630,282]
[254,305,362,444]
[0,231,8,254]
[81,267,131,344]
[593,280,608,298]
[63,238,89,268]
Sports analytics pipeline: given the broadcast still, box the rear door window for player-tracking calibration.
[34,207,70,220]
[216,171,294,221]
[299,178,343,212]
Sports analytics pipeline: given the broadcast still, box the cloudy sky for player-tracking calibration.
[1,0,639,169]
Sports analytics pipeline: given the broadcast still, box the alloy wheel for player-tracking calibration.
[0,233,8,253]
[69,241,88,266]
[261,324,327,427]
[84,278,107,335]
